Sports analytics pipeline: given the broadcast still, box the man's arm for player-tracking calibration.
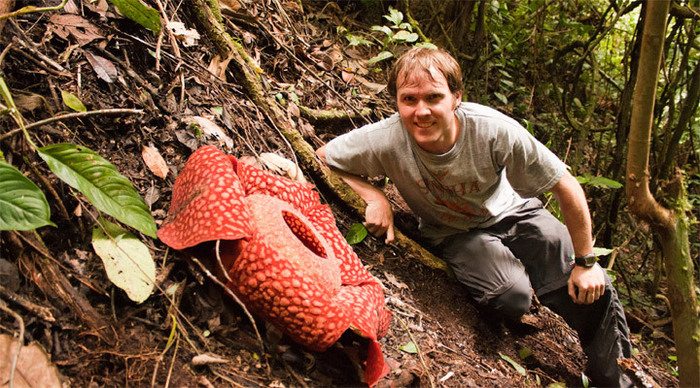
[316,145,395,243]
[550,171,605,305]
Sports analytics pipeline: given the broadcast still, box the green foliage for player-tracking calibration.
[499,352,527,376]
[0,162,55,230]
[345,222,368,245]
[108,0,161,34]
[581,372,591,388]
[61,89,86,112]
[38,144,157,238]
[399,341,418,354]
[576,174,623,189]
[668,354,679,377]
[2,75,155,239]
[338,6,434,66]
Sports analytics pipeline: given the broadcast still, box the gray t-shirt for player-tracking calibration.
[325,102,567,244]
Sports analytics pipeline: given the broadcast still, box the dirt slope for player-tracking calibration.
[0,0,675,386]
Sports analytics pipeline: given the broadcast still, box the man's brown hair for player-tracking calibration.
[387,47,463,98]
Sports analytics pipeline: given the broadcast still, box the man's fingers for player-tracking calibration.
[567,279,576,302]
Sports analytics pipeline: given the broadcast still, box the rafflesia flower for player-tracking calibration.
[158,146,391,386]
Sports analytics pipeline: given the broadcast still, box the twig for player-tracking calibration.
[152,0,185,111]
[0,0,68,21]
[398,317,434,388]
[214,240,232,283]
[0,108,144,142]
[0,298,25,388]
[164,336,179,388]
[211,369,246,387]
[11,36,70,75]
[0,284,56,323]
[0,42,12,67]
[188,255,269,371]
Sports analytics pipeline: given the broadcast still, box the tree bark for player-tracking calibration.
[626,1,700,385]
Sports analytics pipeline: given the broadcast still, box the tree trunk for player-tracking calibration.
[626,1,700,386]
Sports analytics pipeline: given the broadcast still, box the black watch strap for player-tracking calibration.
[574,253,598,268]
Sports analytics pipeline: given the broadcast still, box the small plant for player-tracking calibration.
[668,354,679,377]
[337,6,435,66]
[368,6,435,65]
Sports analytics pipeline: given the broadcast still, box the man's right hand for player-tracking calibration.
[364,198,395,244]
[316,145,395,244]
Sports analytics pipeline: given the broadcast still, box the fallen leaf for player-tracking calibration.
[0,334,63,387]
[141,145,168,179]
[219,0,241,12]
[383,271,408,290]
[182,116,233,149]
[166,21,200,47]
[84,51,117,83]
[175,128,199,151]
[14,93,47,113]
[341,70,356,84]
[48,14,104,46]
[91,219,156,303]
[191,353,229,366]
[355,75,387,94]
[257,152,306,183]
[60,89,87,112]
[399,341,418,354]
[207,54,232,80]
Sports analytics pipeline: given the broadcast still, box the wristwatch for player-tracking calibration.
[574,253,598,268]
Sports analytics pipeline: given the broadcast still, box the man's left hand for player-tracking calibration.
[567,264,606,304]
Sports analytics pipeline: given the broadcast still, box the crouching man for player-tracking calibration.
[316,47,632,387]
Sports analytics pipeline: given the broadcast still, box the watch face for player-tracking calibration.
[575,255,597,267]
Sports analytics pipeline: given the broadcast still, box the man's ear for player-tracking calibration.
[453,92,463,109]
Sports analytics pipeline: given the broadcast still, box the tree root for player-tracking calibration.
[188,0,448,272]
[298,105,371,130]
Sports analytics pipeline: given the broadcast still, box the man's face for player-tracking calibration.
[396,67,462,154]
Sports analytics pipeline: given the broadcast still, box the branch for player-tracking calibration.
[626,0,674,230]
[0,0,67,22]
[0,108,144,142]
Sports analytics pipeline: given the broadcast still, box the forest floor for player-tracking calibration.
[0,0,679,386]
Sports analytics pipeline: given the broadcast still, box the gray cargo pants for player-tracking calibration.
[436,199,632,387]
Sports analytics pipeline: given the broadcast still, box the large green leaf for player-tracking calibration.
[38,143,156,237]
[109,0,161,34]
[0,162,55,230]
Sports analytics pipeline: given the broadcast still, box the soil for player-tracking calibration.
[0,1,678,387]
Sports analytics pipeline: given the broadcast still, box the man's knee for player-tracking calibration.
[489,277,533,320]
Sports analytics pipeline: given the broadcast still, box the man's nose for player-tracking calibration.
[415,100,430,116]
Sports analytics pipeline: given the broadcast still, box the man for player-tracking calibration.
[316,47,632,386]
